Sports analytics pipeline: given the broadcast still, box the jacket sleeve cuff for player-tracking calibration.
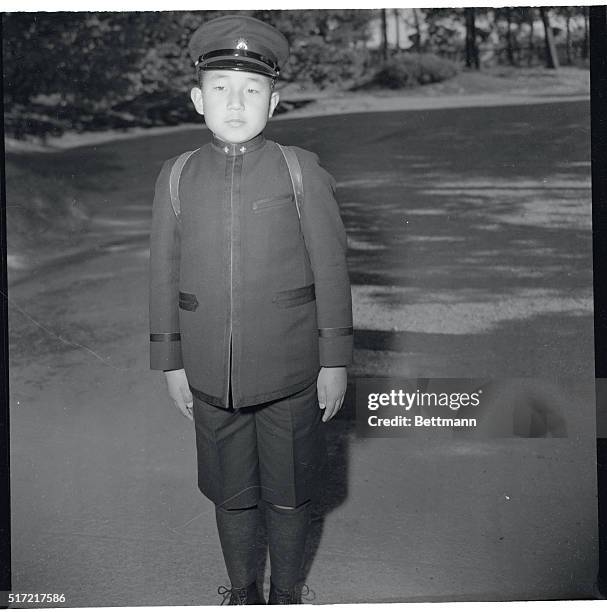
[150,334,184,370]
[319,328,353,367]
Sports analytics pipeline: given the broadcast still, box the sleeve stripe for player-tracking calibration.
[318,326,353,338]
[150,333,181,342]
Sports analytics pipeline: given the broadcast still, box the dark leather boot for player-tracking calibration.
[218,581,265,605]
[268,581,313,605]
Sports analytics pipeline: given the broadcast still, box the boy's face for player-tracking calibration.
[190,70,280,144]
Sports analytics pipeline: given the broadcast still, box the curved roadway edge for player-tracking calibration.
[5,93,589,154]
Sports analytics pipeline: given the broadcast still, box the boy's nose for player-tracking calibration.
[227,91,244,110]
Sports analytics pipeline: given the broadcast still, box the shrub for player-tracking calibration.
[372,52,459,89]
[290,38,369,89]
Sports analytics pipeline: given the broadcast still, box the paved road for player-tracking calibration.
[7,100,597,604]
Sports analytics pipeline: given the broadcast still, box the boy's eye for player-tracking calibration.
[247,88,259,94]
[213,85,225,91]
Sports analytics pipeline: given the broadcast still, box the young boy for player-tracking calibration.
[149,14,352,605]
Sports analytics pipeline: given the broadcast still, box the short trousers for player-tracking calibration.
[192,380,327,509]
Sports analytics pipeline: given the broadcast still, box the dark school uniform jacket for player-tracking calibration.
[149,132,352,409]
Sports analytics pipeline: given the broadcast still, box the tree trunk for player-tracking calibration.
[465,7,479,69]
[506,7,515,65]
[465,8,472,68]
[528,8,535,66]
[565,10,572,64]
[488,8,500,65]
[540,7,559,69]
[472,8,480,69]
[381,8,388,61]
[412,7,421,52]
[582,5,589,60]
[394,8,400,50]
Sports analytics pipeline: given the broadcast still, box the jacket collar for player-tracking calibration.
[211,132,266,157]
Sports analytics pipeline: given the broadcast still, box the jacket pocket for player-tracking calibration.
[252,193,294,212]
[273,284,316,309]
[179,291,199,312]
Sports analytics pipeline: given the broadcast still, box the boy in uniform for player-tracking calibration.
[149,14,352,605]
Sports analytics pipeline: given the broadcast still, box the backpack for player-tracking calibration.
[168,144,303,222]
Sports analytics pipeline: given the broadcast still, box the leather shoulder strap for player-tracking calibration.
[169,149,199,221]
[277,144,303,219]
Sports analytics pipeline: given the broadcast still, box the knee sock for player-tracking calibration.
[263,500,312,591]
[215,504,259,588]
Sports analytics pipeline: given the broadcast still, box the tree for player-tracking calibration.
[394,9,400,50]
[250,10,372,86]
[539,7,559,69]
[3,9,373,115]
[582,6,589,60]
[381,9,388,60]
[565,7,572,64]
[464,8,479,69]
[526,7,536,66]
[492,7,529,67]
[3,13,148,107]
[411,7,422,52]
[554,6,577,65]
[504,7,515,65]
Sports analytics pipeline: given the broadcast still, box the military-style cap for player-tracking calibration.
[189,15,289,78]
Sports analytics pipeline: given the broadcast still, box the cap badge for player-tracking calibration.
[235,38,248,51]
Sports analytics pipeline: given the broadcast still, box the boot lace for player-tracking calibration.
[272,582,316,604]
[300,583,316,603]
[217,584,248,605]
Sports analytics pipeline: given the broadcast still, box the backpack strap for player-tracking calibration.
[169,145,302,221]
[277,144,304,219]
[169,149,199,221]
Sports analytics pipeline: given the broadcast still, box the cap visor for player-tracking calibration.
[200,56,277,78]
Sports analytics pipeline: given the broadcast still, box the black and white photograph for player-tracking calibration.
[1,5,602,606]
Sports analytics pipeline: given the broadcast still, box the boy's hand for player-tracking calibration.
[164,369,194,421]
[317,366,347,422]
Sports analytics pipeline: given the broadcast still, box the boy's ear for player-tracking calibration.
[268,91,280,119]
[190,87,204,116]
